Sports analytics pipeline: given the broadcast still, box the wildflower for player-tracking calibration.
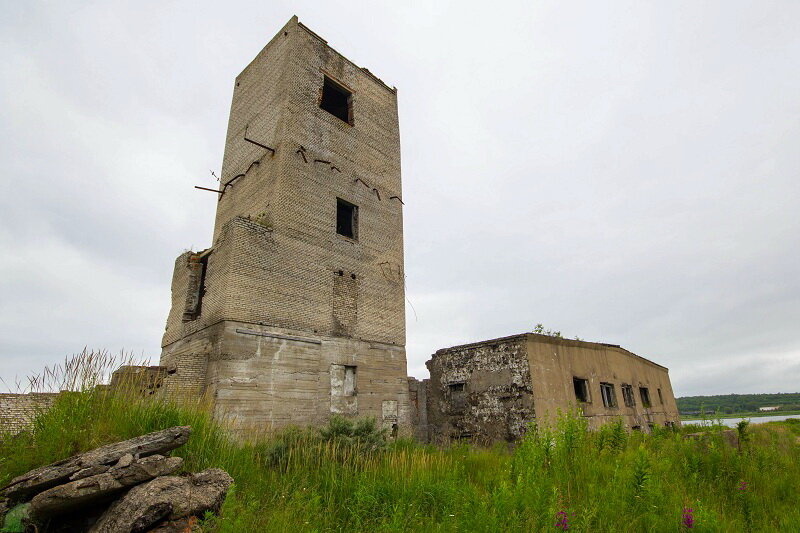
[738,481,748,492]
[681,507,694,529]
[555,510,569,530]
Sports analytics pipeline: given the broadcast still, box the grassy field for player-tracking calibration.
[2,356,799,532]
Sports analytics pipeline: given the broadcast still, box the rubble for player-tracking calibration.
[0,426,231,533]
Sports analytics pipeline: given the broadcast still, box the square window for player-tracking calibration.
[336,198,358,239]
[573,377,590,403]
[320,76,352,124]
[600,382,617,408]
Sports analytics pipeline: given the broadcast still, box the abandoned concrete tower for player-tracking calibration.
[160,17,410,432]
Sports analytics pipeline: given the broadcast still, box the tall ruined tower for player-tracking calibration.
[160,17,409,432]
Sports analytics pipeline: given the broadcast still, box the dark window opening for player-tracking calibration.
[448,382,465,393]
[658,388,664,405]
[448,382,466,414]
[573,377,590,403]
[336,198,358,239]
[640,387,652,408]
[600,382,617,408]
[621,384,635,407]
[320,76,352,124]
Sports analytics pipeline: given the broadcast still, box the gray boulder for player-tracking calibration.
[90,468,233,533]
[31,455,184,517]
[0,426,191,501]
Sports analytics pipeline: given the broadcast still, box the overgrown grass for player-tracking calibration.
[2,356,799,531]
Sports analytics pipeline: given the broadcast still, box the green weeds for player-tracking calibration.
[1,356,799,531]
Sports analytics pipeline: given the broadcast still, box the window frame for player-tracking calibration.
[600,382,618,409]
[320,75,353,125]
[573,377,591,403]
[336,197,359,240]
[621,384,636,408]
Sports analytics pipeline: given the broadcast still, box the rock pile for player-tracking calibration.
[0,426,233,533]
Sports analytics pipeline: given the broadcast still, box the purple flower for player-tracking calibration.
[738,481,748,492]
[682,507,694,529]
[555,510,569,530]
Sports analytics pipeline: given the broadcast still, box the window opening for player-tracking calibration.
[600,382,617,408]
[658,388,664,405]
[195,253,209,317]
[621,384,635,407]
[448,382,466,414]
[448,382,465,393]
[343,366,357,396]
[639,387,652,408]
[573,377,590,403]
[320,76,352,124]
[336,198,358,239]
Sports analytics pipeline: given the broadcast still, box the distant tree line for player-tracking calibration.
[676,393,800,414]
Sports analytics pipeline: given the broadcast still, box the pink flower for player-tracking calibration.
[555,510,569,530]
[681,507,694,529]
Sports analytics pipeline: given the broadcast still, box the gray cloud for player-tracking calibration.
[2,1,798,397]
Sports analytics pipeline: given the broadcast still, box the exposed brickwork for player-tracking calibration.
[0,393,58,434]
[159,17,410,433]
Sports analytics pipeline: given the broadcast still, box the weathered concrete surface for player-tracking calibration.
[31,455,183,517]
[158,17,410,435]
[0,426,190,501]
[90,468,233,533]
[426,336,533,444]
[425,333,681,443]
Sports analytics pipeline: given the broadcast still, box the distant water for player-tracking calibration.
[685,414,800,428]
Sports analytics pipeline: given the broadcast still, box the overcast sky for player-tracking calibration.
[1,1,798,396]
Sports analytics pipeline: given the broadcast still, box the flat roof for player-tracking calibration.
[433,332,669,371]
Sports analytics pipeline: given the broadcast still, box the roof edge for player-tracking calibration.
[433,332,670,372]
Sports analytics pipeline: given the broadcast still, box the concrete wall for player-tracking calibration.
[425,335,534,443]
[0,393,58,434]
[526,334,680,431]
[159,17,410,433]
[423,333,681,443]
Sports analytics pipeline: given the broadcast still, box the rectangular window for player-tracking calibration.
[320,75,352,124]
[600,383,617,408]
[336,198,358,239]
[658,388,664,405]
[573,377,590,403]
[621,384,635,407]
[343,366,357,396]
[640,387,652,408]
[448,382,465,393]
[448,382,466,414]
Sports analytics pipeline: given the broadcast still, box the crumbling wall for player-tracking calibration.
[0,393,58,434]
[425,335,534,444]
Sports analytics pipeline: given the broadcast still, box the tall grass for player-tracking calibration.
[2,355,799,532]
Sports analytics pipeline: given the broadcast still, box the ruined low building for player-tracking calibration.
[414,333,680,443]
